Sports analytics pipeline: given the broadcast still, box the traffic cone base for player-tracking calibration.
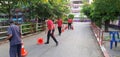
[21,43,28,57]
[65,26,68,30]
[21,48,27,57]
[62,29,64,32]
[37,38,44,45]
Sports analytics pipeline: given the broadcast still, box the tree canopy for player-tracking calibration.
[0,0,70,19]
[81,0,120,31]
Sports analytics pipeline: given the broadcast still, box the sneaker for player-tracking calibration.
[56,42,58,46]
[44,42,49,44]
[59,34,61,36]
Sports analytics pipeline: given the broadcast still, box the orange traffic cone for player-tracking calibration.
[21,43,27,57]
[62,28,64,32]
[65,26,68,30]
[37,38,44,45]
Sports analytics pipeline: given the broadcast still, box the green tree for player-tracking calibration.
[19,0,70,19]
[0,0,70,21]
[81,3,91,19]
[82,0,120,31]
[0,0,17,19]
[92,0,120,32]
[68,14,74,19]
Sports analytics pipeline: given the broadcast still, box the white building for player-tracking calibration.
[69,0,83,20]
[69,0,90,21]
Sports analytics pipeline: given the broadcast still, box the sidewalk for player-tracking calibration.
[102,27,120,57]
[0,22,104,57]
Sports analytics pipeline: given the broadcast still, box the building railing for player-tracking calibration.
[91,23,104,45]
[0,22,46,39]
[0,26,9,39]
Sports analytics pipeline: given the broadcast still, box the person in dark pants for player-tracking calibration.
[6,21,22,57]
[56,18,63,36]
[45,18,58,46]
[68,18,73,30]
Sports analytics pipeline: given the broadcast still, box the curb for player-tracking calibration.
[94,32,110,57]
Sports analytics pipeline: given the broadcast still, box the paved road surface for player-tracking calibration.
[0,22,104,57]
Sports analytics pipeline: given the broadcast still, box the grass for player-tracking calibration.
[104,36,111,41]
[104,36,120,41]
[104,36,110,41]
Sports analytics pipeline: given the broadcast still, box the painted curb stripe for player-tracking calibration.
[94,32,110,57]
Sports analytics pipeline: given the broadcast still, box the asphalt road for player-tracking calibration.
[0,22,104,57]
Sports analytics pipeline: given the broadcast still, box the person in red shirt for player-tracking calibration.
[68,18,73,30]
[45,18,58,46]
[56,18,63,35]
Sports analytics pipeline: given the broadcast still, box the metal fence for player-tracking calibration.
[91,23,104,45]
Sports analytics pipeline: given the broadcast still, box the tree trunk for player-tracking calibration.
[104,20,110,32]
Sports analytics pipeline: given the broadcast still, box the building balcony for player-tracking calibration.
[71,7,82,10]
[70,0,83,4]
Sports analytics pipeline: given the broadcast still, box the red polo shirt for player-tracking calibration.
[68,19,73,23]
[47,20,54,30]
[57,19,63,27]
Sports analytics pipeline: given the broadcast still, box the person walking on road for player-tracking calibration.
[45,18,58,46]
[67,18,73,30]
[56,18,63,36]
[6,21,22,57]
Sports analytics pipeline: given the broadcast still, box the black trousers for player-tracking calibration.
[68,23,72,29]
[46,29,58,43]
[58,27,62,35]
